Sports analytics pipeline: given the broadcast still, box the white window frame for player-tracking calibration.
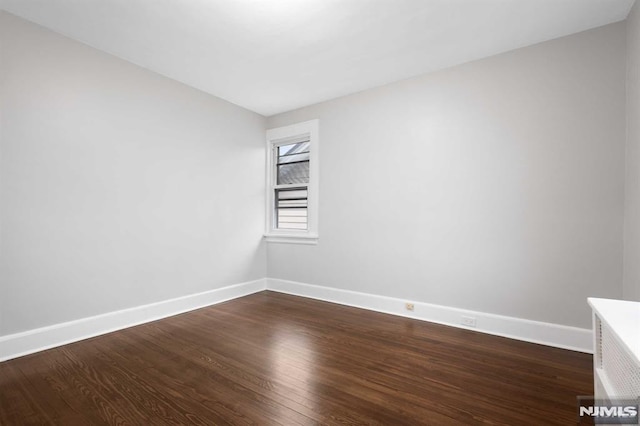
[265,119,319,245]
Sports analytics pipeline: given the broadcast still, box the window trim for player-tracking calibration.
[265,119,319,244]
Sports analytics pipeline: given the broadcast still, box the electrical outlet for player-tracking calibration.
[405,303,415,311]
[461,316,477,327]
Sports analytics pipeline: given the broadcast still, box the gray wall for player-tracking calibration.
[1,10,631,337]
[0,12,267,336]
[624,1,640,301]
[267,23,627,328]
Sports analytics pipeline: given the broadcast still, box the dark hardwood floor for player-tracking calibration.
[0,291,592,425]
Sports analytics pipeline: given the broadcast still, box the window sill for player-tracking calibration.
[264,234,319,245]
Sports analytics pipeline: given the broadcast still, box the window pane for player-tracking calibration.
[277,209,308,229]
[276,188,308,230]
[278,141,310,157]
[277,162,309,184]
[278,189,307,200]
[277,141,310,184]
[278,152,309,164]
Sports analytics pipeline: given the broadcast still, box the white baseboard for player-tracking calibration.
[0,279,266,362]
[266,278,592,353]
[0,277,592,362]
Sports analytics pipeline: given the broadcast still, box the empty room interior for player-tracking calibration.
[1,0,639,424]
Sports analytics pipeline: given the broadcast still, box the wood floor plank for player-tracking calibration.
[0,291,593,425]
[0,361,59,425]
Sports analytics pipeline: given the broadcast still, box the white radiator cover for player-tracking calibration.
[589,298,640,400]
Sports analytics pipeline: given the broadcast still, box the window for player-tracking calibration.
[265,120,319,244]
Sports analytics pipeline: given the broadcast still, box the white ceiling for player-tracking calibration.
[1,0,635,116]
